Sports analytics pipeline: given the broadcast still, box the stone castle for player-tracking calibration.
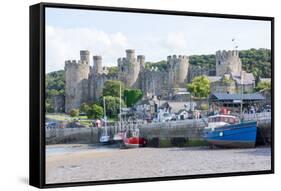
[64,49,255,113]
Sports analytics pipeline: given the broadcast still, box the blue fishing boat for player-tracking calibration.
[203,114,257,148]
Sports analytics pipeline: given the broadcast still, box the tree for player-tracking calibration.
[86,104,103,119]
[107,66,118,75]
[99,96,125,118]
[69,109,79,117]
[124,89,143,107]
[102,80,125,97]
[189,54,216,69]
[187,75,210,98]
[255,81,271,92]
[45,99,54,113]
[45,70,65,113]
[80,103,90,113]
[145,60,167,71]
[239,48,271,78]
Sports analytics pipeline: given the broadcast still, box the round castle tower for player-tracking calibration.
[80,50,90,64]
[216,50,242,76]
[117,49,141,87]
[93,55,103,74]
[64,51,90,113]
[137,55,145,70]
[126,49,136,62]
[167,55,189,85]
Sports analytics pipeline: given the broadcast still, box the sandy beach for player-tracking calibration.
[46,145,271,184]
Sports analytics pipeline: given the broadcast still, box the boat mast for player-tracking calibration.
[233,38,243,119]
[119,82,122,130]
[103,96,107,134]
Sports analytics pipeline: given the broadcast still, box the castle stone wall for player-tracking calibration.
[142,70,168,97]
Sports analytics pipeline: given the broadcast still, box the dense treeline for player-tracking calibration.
[46,70,65,97]
[189,54,216,69]
[239,48,271,78]
[45,70,65,112]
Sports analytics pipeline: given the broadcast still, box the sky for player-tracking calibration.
[46,7,271,73]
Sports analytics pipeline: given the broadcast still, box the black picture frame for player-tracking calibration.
[30,2,274,189]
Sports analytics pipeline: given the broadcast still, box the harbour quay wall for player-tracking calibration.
[45,119,205,145]
[45,113,271,146]
[139,120,206,147]
[46,127,99,144]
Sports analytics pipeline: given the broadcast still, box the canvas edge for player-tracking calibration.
[29,2,275,189]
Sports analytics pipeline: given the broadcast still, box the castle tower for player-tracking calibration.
[117,49,140,87]
[137,55,145,70]
[126,49,136,62]
[215,50,242,76]
[167,54,189,87]
[93,55,103,74]
[177,55,189,84]
[64,59,90,113]
[80,50,90,64]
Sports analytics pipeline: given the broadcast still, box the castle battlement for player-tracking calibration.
[216,50,239,59]
[65,60,88,67]
[167,55,188,62]
[93,55,102,60]
[65,60,78,66]
[137,55,145,58]
[80,50,90,65]
[126,49,135,53]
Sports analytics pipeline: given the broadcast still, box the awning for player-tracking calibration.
[210,93,265,102]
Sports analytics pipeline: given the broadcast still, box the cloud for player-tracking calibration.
[46,27,191,73]
[163,32,188,50]
[46,26,129,72]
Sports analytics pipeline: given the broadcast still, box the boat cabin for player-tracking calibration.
[207,115,239,129]
[125,129,140,138]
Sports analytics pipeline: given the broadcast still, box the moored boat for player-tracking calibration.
[99,97,111,144]
[122,128,147,148]
[203,114,257,148]
[113,82,125,144]
[99,133,111,144]
[113,131,125,143]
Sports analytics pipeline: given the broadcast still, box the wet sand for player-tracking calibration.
[46,145,271,184]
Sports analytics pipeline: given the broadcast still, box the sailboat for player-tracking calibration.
[113,83,125,143]
[203,71,257,148]
[99,97,111,144]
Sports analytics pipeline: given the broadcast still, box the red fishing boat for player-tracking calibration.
[122,128,147,148]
